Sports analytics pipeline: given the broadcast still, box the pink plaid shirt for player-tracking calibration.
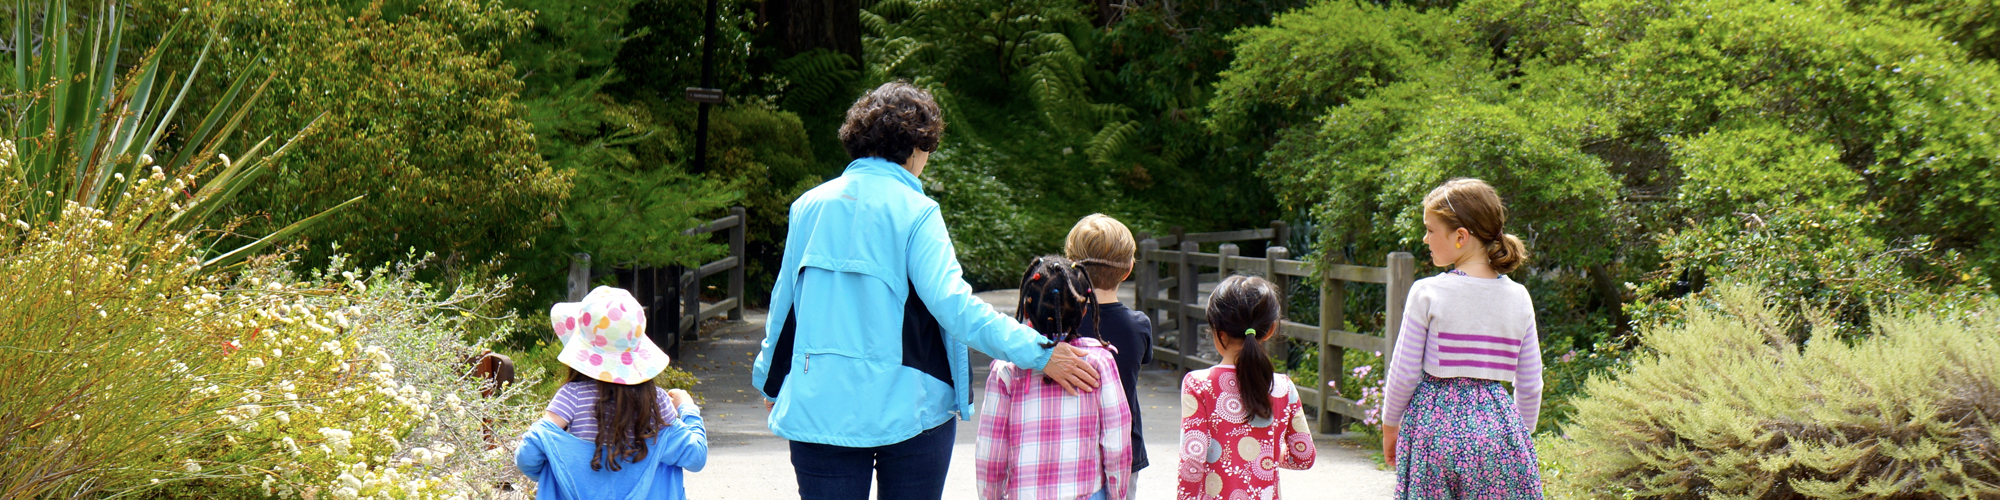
[976,338,1132,500]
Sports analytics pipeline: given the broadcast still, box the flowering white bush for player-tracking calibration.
[164,256,548,500]
[0,159,542,498]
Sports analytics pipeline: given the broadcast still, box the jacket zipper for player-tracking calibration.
[803,354,810,373]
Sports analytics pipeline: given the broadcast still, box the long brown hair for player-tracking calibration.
[566,368,666,471]
[1422,178,1529,274]
[1206,275,1280,421]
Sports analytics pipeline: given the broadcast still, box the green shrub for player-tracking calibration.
[134,0,571,277]
[1547,285,2000,499]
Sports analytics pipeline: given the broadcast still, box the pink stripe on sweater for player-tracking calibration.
[1436,332,1522,346]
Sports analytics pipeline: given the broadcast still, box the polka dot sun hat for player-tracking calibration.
[549,286,670,385]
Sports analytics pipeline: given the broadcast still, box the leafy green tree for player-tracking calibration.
[133,0,570,275]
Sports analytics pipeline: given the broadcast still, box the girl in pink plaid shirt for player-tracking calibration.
[977,256,1134,500]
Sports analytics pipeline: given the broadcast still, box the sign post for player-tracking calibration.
[690,0,721,173]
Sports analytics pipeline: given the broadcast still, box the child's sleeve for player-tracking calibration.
[1095,354,1133,500]
[1380,284,1430,427]
[1135,310,1155,366]
[515,425,549,478]
[1276,378,1316,470]
[975,361,1015,500]
[1176,371,1208,500]
[655,403,708,472]
[1514,319,1544,432]
[545,385,578,426]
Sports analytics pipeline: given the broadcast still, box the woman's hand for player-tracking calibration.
[1382,424,1399,467]
[1042,343,1102,396]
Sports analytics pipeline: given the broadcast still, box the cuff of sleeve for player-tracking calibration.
[678,403,702,420]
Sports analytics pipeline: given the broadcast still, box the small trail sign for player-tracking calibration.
[685,87,725,104]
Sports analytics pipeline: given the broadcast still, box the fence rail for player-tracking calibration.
[677,207,748,339]
[1134,223,1414,433]
[566,207,749,351]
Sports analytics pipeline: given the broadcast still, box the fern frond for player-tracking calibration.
[1086,120,1140,164]
[775,49,859,109]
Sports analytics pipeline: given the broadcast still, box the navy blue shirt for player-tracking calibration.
[1080,301,1154,471]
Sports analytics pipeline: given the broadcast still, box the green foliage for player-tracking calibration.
[1207,0,1470,136]
[1630,205,1991,341]
[921,136,1039,286]
[133,0,570,277]
[1848,0,2000,61]
[1546,285,2000,499]
[1669,123,1861,219]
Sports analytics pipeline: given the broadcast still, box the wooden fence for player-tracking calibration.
[1133,224,1415,433]
[567,207,749,348]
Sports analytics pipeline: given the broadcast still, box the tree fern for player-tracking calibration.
[775,49,861,112]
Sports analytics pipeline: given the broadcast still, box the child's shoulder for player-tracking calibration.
[1181,367,1221,393]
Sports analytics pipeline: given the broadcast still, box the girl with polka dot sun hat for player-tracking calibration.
[516,286,707,500]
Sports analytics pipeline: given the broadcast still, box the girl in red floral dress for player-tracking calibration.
[1178,275,1316,500]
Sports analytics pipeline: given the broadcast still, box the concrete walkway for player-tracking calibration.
[676,294,1392,499]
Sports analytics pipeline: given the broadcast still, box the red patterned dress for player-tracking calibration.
[1177,366,1316,500]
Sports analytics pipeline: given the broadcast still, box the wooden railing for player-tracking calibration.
[1134,224,1414,433]
[565,207,748,346]
[676,206,748,340]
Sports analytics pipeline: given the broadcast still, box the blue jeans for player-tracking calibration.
[790,420,957,500]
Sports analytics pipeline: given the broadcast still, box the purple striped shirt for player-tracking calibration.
[546,381,680,440]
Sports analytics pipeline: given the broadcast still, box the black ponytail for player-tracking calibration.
[1206,274,1280,421]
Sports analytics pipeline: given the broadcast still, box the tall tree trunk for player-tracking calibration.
[759,0,863,63]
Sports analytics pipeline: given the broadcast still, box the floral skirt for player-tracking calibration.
[1394,375,1543,500]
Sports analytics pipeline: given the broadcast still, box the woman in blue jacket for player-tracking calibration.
[751,81,1103,500]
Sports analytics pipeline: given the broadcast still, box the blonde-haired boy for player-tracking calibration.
[1064,214,1154,496]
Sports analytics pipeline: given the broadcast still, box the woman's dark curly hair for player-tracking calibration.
[838,81,944,166]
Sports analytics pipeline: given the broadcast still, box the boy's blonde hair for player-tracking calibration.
[1064,214,1136,287]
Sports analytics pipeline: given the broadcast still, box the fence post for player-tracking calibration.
[1384,252,1416,357]
[567,253,592,302]
[1217,243,1238,280]
[1319,274,1347,434]
[729,206,746,321]
[1215,244,1239,364]
[1138,237,1159,339]
[1177,240,1197,371]
[1266,247,1289,368]
[682,269,701,341]
[1270,220,1289,249]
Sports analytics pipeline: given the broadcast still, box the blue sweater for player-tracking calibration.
[515,405,706,500]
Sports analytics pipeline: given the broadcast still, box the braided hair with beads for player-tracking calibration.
[1013,255,1101,344]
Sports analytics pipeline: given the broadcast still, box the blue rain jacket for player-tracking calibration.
[515,405,706,500]
[751,157,1056,448]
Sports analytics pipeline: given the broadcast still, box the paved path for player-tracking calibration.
[676,294,1392,499]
